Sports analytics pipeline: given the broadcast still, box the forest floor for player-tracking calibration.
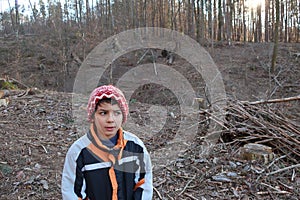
[0,40,300,199]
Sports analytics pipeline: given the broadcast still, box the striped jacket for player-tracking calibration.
[61,125,153,200]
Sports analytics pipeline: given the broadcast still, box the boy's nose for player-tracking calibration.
[107,113,115,122]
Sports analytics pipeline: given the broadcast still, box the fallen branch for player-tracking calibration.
[9,77,30,89]
[266,163,300,176]
[242,95,300,105]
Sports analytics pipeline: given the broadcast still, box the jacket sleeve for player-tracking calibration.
[61,144,86,200]
[134,147,153,200]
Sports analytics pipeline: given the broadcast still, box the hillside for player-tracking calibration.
[0,40,300,199]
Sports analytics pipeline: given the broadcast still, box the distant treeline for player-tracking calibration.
[0,0,299,43]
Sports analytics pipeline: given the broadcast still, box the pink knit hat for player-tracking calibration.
[87,85,129,124]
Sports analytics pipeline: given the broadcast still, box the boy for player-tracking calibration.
[61,85,153,200]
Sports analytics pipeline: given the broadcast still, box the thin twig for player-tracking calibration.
[178,174,196,196]
[266,163,300,176]
[260,182,288,193]
[291,169,296,181]
[184,193,198,200]
[256,191,291,195]
[137,49,149,65]
[150,49,158,75]
[153,187,163,200]
[256,155,287,174]
[154,179,166,187]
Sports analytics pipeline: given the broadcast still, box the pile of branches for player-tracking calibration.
[152,97,300,199]
[220,96,300,164]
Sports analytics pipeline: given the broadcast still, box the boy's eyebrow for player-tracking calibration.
[97,108,121,111]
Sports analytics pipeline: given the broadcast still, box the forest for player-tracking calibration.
[1,0,299,43]
[0,0,299,90]
[0,0,300,199]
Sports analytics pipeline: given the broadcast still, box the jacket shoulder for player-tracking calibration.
[66,134,91,157]
[123,131,145,147]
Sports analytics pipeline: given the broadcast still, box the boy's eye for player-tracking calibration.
[99,111,107,115]
[114,111,122,115]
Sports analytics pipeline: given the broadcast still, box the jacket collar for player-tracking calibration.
[89,123,126,151]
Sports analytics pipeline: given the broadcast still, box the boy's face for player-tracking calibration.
[93,101,123,140]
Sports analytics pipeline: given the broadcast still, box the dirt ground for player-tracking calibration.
[0,41,299,199]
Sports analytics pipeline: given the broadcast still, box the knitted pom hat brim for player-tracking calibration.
[87,85,129,124]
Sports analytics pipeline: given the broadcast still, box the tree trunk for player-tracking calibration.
[170,0,175,29]
[271,0,279,73]
[217,0,222,41]
[74,0,79,23]
[188,0,195,37]
[271,0,275,41]
[257,4,262,42]
[242,0,246,43]
[284,0,288,42]
[265,0,269,42]
[225,0,232,44]
[207,0,212,40]
[280,1,284,41]
[178,0,183,32]
[213,0,217,40]
[7,0,16,32]
[86,0,90,27]
[14,0,19,36]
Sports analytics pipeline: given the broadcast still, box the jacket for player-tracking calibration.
[61,124,153,200]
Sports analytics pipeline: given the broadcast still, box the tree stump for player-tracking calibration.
[240,143,274,164]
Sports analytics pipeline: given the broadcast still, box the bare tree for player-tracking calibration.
[256,4,262,42]
[225,0,233,44]
[86,0,90,27]
[271,0,279,73]
[217,0,222,41]
[213,0,217,40]
[265,0,269,42]
[28,0,38,22]
[178,0,183,32]
[207,0,213,40]
[284,0,288,42]
[242,0,246,43]
[14,0,19,36]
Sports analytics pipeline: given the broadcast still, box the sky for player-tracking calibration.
[0,0,41,13]
[0,0,264,16]
[0,0,263,12]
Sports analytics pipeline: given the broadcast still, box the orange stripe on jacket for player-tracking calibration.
[87,143,110,162]
[90,124,109,150]
[88,124,129,200]
[88,143,118,199]
[134,178,145,191]
[117,140,127,160]
[109,167,118,200]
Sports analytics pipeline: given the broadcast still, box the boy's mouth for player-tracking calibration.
[105,127,115,131]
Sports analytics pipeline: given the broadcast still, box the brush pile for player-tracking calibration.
[221,98,300,164]
[153,97,300,200]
